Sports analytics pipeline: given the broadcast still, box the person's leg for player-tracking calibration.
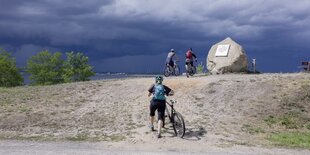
[169,60,174,68]
[150,116,155,127]
[157,101,166,138]
[185,62,188,71]
[157,120,163,138]
[149,100,157,131]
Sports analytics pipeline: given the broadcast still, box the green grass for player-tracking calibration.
[279,115,299,129]
[264,115,300,129]
[108,134,126,142]
[242,124,265,134]
[264,116,278,127]
[66,133,88,141]
[0,134,56,141]
[269,132,310,148]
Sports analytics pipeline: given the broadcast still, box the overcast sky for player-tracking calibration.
[0,0,309,73]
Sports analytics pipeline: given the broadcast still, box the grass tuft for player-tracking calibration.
[269,132,310,148]
[242,124,265,134]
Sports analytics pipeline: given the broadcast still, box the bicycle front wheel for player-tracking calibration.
[174,66,180,76]
[165,105,172,120]
[164,66,170,77]
[172,112,185,138]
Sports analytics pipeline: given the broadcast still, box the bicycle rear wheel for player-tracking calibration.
[189,65,195,76]
[186,66,190,78]
[193,66,197,74]
[172,112,185,138]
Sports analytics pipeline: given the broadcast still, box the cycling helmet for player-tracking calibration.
[188,48,192,51]
[155,75,163,84]
[170,49,175,52]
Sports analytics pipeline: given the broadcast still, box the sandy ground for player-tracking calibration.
[1,140,310,155]
[0,73,310,154]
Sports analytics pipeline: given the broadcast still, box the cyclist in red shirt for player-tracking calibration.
[185,48,197,71]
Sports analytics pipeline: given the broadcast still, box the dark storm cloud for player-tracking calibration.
[0,0,310,72]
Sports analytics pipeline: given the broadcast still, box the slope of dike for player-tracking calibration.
[0,73,309,151]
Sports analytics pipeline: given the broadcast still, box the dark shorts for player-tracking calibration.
[166,59,174,68]
[150,99,166,121]
[185,61,193,67]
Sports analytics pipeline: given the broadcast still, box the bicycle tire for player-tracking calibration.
[186,65,190,78]
[174,66,180,76]
[164,66,170,77]
[189,71,194,76]
[163,104,172,128]
[165,105,172,120]
[189,65,195,76]
[172,112,185,138]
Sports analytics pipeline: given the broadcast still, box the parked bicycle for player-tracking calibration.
[164,60,180,77]
[186,63,196,78]
[164,99,185,138]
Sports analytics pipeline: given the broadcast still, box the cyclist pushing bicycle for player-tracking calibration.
[148,75,174,138]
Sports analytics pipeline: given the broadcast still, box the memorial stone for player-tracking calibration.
[206,37,248,74]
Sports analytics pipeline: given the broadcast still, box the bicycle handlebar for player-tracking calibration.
[166,99,176,104]
[166,99,176,108]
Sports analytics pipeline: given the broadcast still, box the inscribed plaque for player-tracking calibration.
[215,44,230,57]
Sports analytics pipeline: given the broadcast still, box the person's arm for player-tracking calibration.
[164,85,174,96]
[192,52,197,59]
[168,90,174,96]
[148,84,154,97]
[174,54,179,61]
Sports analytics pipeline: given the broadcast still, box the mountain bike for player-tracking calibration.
[164,100,185,138]
[186,62,196,78]
[164,61,180,77]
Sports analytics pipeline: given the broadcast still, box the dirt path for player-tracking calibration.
[1,140,310,155]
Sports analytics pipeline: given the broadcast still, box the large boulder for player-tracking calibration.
[207,37,248,74]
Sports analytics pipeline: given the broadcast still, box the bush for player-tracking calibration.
[26,50,64,85]
[0,48,24,87]
[63,52,95,82]
[196,62,205,74]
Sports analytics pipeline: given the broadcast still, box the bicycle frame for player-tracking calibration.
[165,99,186,138]
[164,61,180,77]
[165,100,176,124]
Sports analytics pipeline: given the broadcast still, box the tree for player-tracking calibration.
[0,48,24,87]
[26,50,64,85]
[63,51,95,82]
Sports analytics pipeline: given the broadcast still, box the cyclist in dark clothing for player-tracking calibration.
[166,49,178,69]
[148,75,174,138]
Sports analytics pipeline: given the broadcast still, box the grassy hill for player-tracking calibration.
[0,73,309,149]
